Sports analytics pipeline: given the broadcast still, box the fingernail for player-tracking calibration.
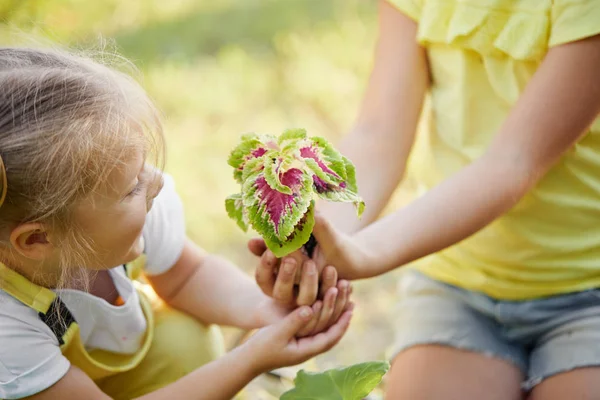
[284,260,296,273]
[300,308,311,318]
[306,262,316,276]
[266,252,275,265]
[330,288,339,300]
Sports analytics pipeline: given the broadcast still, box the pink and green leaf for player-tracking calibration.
[314,155,364,216]
[300,138,364,216]
[263,155,294,195]
[227,129,365,257]
[313,175,365,217]
[299,137,347,181]
[241,156,266,183]
[263,202,316,257]
[242,165,313,244]
[227,133,276,183]
[278,128,308,145]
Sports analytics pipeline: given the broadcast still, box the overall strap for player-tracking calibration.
[0,263,76,345]
[38,297,77,345]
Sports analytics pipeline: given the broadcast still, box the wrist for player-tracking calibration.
[236,288,272,330]
[233,337,269,377]
[248,309,268,330]
[348,232,387,280]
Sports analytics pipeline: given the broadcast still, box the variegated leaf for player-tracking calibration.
[299,136,348,180]
[300,137,364,216]
[227,133,276,183]
[313,175,365,217]
[263,201,316,258]
[226,129,365,257]
[242,165,313,244]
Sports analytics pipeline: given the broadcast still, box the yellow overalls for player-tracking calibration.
[0,257,225,400]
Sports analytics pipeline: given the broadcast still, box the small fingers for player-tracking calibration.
[296,260,319,306]
[319,266,338,299]
[330,280,350,325]
[263,250,278,271]
[296,310,353,357]
[311,287,338,335]
[272,258,298,305]
[297,301,323,337]
[272,306,314,341]
[255,250,278,296]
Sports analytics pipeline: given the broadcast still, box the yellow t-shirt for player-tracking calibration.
[388,0,600,300]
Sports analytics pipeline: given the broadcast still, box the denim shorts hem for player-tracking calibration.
[393,269,600,394]
[523,362,600,391]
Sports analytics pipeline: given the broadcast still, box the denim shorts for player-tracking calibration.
[391,269,600,390]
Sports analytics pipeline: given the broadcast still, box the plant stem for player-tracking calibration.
[303,233,318,258]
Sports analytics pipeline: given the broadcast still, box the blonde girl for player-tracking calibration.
[0,47,352,400]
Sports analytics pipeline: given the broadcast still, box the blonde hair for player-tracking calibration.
[0,46,164,284]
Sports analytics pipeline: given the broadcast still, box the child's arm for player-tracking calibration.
[310,34,600,280]
[247,1,428,290]
[247,0,428,289]
[23,306,353,400]
[146,239,350,333]
[316,1,428,234]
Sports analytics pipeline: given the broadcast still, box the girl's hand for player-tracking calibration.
[253,279,354,337]
[244,305,353,374]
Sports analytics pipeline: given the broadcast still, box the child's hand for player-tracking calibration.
[308,212,371,280]
[249,239,348,306]
[249,212,370,291]
[253,278,354,337]
[244,305,353,374]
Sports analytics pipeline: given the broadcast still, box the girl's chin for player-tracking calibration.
[124,235,145,263]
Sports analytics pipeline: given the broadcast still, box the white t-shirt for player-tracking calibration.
[0,173,186,399]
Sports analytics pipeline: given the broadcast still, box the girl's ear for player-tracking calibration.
[10,223,54,260]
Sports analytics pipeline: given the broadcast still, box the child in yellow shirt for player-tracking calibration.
[251,0,600,398]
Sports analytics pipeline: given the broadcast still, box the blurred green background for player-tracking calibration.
[1,1,416,398]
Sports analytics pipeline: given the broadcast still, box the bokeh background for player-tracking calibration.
[1,1,418,398]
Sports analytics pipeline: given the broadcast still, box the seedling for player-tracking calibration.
[226,129,364,258]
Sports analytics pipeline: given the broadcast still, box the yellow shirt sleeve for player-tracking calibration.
[550,0,600,46]
[386,0,421,22]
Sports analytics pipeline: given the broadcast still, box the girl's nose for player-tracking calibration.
[146,174,164,210]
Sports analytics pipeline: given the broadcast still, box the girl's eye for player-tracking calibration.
[126,185,143,197]
[126,176,147,198]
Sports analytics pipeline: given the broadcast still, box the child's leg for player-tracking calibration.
[96,292,225,400]
[521,289,600,400]
[386,345,523,400]
[386,270,526,400]
[528,368,600,400]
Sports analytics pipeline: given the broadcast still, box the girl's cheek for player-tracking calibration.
[126,197,148,235]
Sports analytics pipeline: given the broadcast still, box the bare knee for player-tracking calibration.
[385,345,524,400]
[528,368,600,400]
